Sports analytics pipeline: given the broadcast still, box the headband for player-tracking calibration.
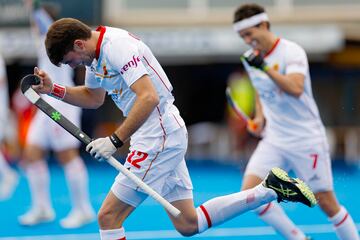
[233,13,269,32]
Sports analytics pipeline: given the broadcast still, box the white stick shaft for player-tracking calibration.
[106,156,181,218]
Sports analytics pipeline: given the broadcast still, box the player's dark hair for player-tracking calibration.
[233,4,270,29]
[45,18,92,66]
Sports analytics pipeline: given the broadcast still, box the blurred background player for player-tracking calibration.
[233,3,359,240]
[0,51,19,201]
[18,0,95,228]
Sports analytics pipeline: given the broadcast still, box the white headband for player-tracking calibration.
[233,13,269,32]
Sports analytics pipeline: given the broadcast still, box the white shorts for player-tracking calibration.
[245,139,333,193]
[26,103,81,152]
[111,127,193,207]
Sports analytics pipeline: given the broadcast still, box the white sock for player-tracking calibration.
[329,206,359,240]
[255,202,306,240]
[63,157,92,212]
[25,160,52,210]
[196,184,277,233]
[100,228,126,240]
[0,152,13,176]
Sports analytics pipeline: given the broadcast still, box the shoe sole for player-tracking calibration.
[19,216,55,226]
[60,216,95,229]
[271,167,317,207]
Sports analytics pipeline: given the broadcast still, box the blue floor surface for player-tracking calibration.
[0,158,359,239]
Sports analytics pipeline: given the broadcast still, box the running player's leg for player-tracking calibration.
[168,183,277,236]
[18,112,54,225]
[290,142,359,240]
[163,131,314,236]
[0,148,18,200]
[18,144,54,225]
[56,148,95,228]
[242,141,309,240]
[167,167,315,237]
[99,182,147,239]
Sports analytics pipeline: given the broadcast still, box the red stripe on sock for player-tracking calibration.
[200,205,212,228]
[258,203,272,216]
[335,213,349,227]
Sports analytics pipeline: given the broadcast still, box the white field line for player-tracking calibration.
[0,223,359,240]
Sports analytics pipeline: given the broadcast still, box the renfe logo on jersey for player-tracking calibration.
[120,55,141,75]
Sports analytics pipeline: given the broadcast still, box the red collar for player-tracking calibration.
[95,26,106,60]
[264,38,280,58]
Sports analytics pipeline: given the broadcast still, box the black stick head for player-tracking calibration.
[20,74,41,94]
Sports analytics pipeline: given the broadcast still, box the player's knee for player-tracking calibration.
[174,217,198,237]
[98,207,116,229]
[316,193,340,216]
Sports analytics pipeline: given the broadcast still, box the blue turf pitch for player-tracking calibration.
[0,157,359,240]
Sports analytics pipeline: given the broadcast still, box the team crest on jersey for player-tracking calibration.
[112,88,122,96]
[272,63,279,71]
[102,61,108,75]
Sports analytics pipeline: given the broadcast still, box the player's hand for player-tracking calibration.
[32,67,53,94]
[243,52,269,71]
[86,137,117,161]
[247,117,264,137]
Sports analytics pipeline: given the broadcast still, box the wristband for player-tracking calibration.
[109,133,124,148]
[49,83,66,100]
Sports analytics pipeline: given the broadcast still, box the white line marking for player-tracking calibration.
[1,224,359,240]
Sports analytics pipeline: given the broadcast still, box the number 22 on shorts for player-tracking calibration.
[127,150,149,169]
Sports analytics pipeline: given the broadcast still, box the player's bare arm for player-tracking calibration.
[33,67,106,109]
[113,74,160,142]
[265,69,305,97]
[242,53,305,98]
[63,86,106,109]
[248,91,265,136]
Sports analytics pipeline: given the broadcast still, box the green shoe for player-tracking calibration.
[264,167,317,207]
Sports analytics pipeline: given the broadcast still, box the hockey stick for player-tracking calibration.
[225,87,258,131]
[20,74,181,218]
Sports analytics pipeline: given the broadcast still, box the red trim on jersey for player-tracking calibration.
[200,205,212,228]
[137,153,159,190]
[95,26,106,60]
[258,203,272,216]
[116,238,126,240]
[128,32,141,41]
[172,113,182,128]
[264,38,280,58]
[335,213,349,227]
[143,56,171,92]
[157,107,167,136]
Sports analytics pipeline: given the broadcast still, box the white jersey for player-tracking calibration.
[0,54,9,137]
[242,38,326,148]
[85,26,185,140]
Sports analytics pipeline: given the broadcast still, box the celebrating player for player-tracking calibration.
[32,17,316,240]
[18,0,95,228]
[0,52,19,200]
[233,3,359,240]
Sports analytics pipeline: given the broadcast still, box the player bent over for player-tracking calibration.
[32,18,316,239]
[233,3,359,240]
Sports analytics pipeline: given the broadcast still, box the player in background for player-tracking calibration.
[18,0,95,228]
[233,4,359,240]
[0,52,19,200]
[31,17,316,240]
